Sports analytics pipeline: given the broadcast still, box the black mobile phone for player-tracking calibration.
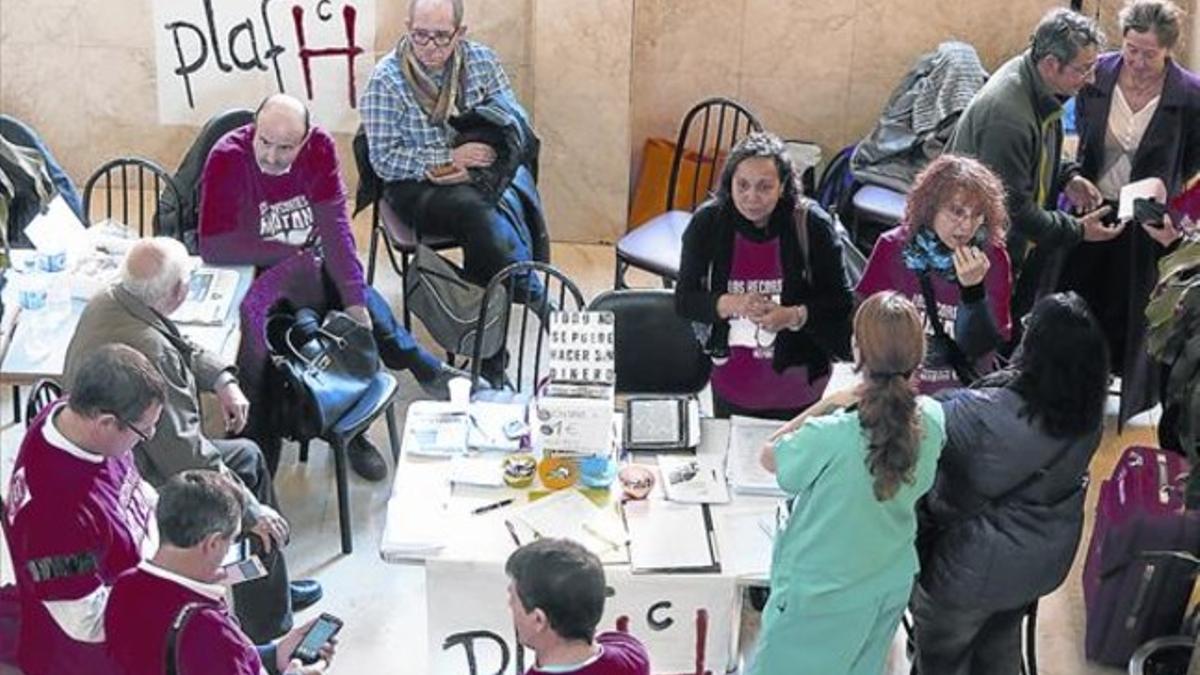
[1134,197,1168,226]
[292,613,343,665]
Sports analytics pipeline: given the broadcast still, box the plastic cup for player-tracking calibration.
[448,376,472,411]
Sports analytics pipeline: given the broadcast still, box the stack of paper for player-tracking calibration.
[725,416,787,497]
[405,407,469,457]
[624,499,719,573]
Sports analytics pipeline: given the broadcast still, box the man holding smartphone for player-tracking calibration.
[105,471,337,675]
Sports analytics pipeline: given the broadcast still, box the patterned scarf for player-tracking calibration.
[396,36,465,125]
[902,228,958,281]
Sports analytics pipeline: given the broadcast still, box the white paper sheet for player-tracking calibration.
[506,490,628,563]
[658,454,730,504]
[624,499,717,572]
[1118,177,1168,222]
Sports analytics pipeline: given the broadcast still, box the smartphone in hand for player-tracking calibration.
[220,555,267,585]
[292,613,343,665]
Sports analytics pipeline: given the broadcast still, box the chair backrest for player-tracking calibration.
[82,157,183,239]
[24,379,63,429]
[587,289,710,394]
[666,97,764,213]
[470,262,587,394]
[157,108,254,252]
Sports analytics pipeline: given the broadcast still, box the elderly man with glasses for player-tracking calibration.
[62,237,320,645]
[361,0,546,326]
[950,8,1119,333]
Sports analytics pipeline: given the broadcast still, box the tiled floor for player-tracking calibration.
[0,237,1143,674]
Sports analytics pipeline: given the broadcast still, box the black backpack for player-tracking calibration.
[155,109,254,253]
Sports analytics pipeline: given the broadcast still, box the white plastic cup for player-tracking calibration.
[448,376,472,411]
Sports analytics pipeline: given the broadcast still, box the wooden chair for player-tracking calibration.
[615,97,763,289]
[82,157,184,239]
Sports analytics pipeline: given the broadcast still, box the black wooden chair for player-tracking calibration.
[615,97,763,289]
[296,372,401,555]
[82,157,184,240]
[468,262,586,396]
[24,378,62,428]
[587,289,710,394]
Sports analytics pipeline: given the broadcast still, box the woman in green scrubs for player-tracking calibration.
[753,291,946,674]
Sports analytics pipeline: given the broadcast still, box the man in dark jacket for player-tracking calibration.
[949,9,1117,324]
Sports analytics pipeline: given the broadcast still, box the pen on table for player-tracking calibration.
[504,520,522,547]
[472,497,515,515]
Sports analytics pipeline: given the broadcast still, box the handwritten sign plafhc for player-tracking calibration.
[427,559,738,675]
[152,0,377,132]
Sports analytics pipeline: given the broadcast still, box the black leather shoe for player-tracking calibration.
[348,434,388,482]
[290,579,323,612]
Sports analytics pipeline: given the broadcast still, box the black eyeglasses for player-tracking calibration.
[106,411,154,442]
[410,28,458,47]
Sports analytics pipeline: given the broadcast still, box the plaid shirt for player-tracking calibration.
[360,40,515,182]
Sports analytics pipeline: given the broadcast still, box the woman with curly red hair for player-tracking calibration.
[856,154,1013,392]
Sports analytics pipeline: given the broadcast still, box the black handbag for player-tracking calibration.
[403,244,507,358]
[266,304,380,440]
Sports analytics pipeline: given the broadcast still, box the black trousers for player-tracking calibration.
[381,179,534,288]
[909,581,1026,675]
[211,438,294,643]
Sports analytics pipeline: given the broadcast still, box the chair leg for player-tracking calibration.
[614,257,626,290]
[1024,601,1038,675]
[11,386,20,424]
[299,439,309,463]
[367,218,380,285]
[400,251,413,332]
[332,438,353,555]
[385,402,400,465]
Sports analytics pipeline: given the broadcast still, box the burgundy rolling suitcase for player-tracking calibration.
[1083,445,1200,665]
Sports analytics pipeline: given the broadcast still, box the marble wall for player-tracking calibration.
[1,0,1196,244]
[0,0,533,212]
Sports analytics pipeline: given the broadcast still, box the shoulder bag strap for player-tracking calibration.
[917,271,977,384]
[792,200,811,285]
[165,602,207,675]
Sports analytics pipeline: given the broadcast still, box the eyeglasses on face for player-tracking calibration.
[410,27,458,47]
[105,410,154,442]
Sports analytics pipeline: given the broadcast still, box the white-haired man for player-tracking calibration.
[63,237,319,643]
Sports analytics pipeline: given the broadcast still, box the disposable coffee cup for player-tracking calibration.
[448,376,472,411]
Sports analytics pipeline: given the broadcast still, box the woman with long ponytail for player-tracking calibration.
[752,291,946,674]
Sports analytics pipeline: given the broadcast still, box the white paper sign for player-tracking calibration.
[152,0,378,132]
[427,559,738,675]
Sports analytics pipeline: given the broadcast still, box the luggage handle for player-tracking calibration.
[1127,564,1156,630]
[1156,453,1170,506]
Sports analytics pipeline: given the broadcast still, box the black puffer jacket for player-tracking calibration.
[917,384,1103,610]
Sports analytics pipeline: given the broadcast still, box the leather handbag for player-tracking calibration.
[403,244,507,358]
[266,305,380,440]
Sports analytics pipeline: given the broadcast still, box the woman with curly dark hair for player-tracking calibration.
[675,131,854,420]
[753,291,945,674]
[911,292,1109,674]
[857,154,1013,392]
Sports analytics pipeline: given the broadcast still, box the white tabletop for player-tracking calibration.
[380,399,780,583]
[0,260,253,385]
